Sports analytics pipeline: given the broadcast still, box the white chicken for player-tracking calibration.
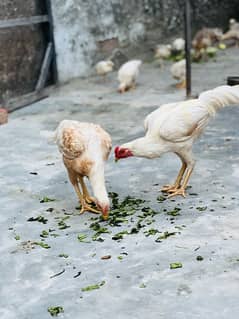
[222,19,239,44]
[172,38,185,53]
[55,120,112,220]
[170,59,186,88]
[118,60,142,93]
[229,18,239,31]
[95,60,114,77]
[115,85,239,198]
[154,44,172,59]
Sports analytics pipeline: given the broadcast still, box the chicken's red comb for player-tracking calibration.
[114,146,120,158]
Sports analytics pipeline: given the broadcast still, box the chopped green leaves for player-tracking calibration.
[196,255,204,261]
[58,254,69,258]
[40,230,49,238]
[40,197,56,203]
[81,281,106,292]
[77,234,90,243]
[112,231,129,241]
[170,262,182,269]
[47,306,64,316]
[27,215,48,224]
[196,206,207,212]
[155,231,177,242]
[144,228,159,237]
[34,241,51,249]
[167,207,181,216]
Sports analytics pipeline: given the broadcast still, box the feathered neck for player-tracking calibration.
[121,136,169,159]
[89,161,108,203]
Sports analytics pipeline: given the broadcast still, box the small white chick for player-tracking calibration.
[229,18,239,31]
[155,44,172,59]
[117,60,142,93]
[96,60,114,76]
[172,38,185,52]
[170,59,186,89]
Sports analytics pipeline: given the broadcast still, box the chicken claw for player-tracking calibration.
[85,196,96,205]
[161,185,179,193]
[79,202,101,215]
[167,188,186,198]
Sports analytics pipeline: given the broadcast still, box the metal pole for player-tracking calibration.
[184,0,192,97]
[45,0,58,84]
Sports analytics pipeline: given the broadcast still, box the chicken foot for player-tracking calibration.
[78,176,96,205]
[167,167,194,198]
[73,183,100,215]
[67,170,100,215]
[161,162,187,193]
[176,78,186,89]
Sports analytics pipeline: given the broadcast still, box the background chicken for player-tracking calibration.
[222,19,239,45]
[55,120,112,219]
[115,85,239,197]
[192,28,223,51]
[118,60,142,93]
[170,59,186,88]
[95,60,114,77]
[154,44,172,60]
[172,38,185,54]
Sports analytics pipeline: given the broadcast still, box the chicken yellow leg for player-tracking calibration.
[73,183,100,215]
[176,78,186,89]
[162,162,187,193]
[78,176,96,205]
[168,167,194,198]
[67,169,100,215]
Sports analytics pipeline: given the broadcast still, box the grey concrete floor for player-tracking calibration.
[1,47,239,319]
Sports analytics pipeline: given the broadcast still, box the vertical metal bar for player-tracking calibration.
[45,0,58,84]
[184,0,192,97]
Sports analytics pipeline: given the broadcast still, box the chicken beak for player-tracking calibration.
[101,206,109,220]
[102,214,109,221]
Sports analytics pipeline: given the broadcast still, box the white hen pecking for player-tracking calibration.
[55,120,112,220]
[117,60,142,93]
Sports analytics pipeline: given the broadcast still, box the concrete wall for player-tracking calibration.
[51,0,239,83]
[0,0,47,104]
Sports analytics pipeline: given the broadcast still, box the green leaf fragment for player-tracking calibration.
[81,281,106,292]
[27,215,48,224]
[157,195,167,202]
[167,207,181,216]
[155,231,177,242]
[139,283,146,288]
[117,256,123,260]
[144,228,159,237]
[196,255,204,261]
[40,197,56,203]
[170,262,182,269]
[58,254,69,258]
[196,206,207,212]
[15,235,20,240]
[47,306,64,316]
[112,231,129,240]
[40,230,49,238]
[34,241,51,249]
[77,234,90,243]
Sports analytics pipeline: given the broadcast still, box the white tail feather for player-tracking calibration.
[199,85,239,116]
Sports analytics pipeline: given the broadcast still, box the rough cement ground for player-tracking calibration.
[0,47,239,319]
